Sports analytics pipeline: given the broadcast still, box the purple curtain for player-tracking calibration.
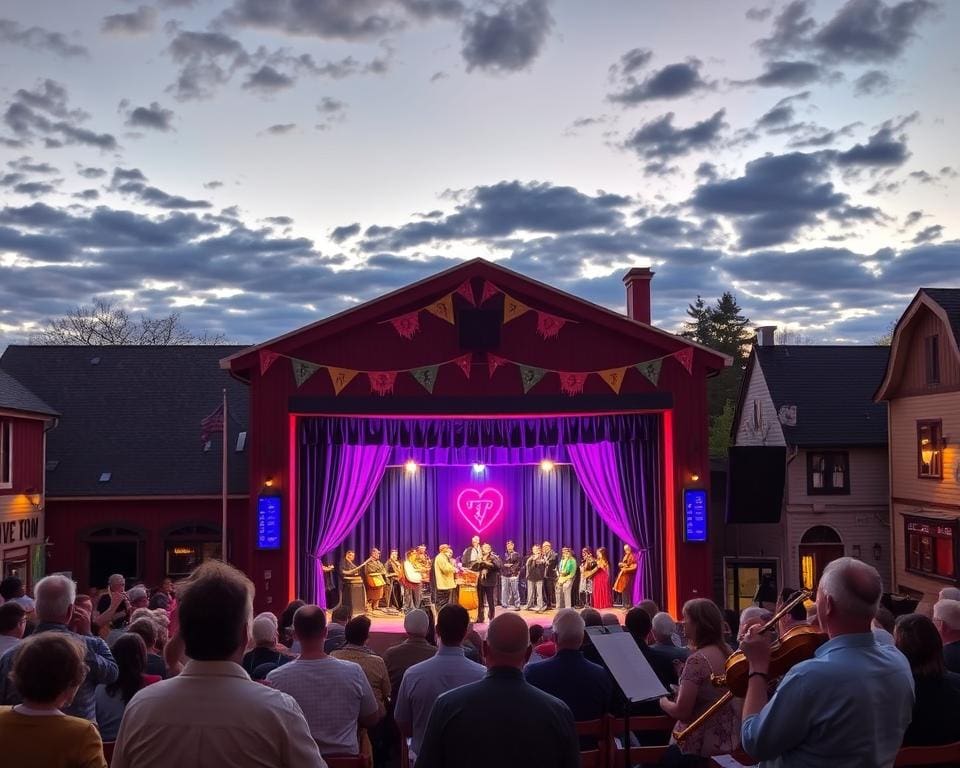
[298,443,391,606]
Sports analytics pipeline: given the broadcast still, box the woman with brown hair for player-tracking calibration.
[592,547,613,610]
[659,598,742,764]
[0,632,107,767]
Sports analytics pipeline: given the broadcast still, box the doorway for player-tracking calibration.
[83,526,144,589]
[724,558,779,612]
[799,525,844,591]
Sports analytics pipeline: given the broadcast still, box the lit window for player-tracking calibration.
[807,452,849,495]
[905,516,957,581]
[918,420,943,479]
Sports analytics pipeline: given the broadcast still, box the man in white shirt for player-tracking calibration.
[268,604,383,757]
[0,603,26,656]
[112,561,325,768]
[395,604,485,765]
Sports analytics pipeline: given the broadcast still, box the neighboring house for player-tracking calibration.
[721,329,891,610]
[0,346,249,592]
[0,369,58,591]
[876,288,960,605]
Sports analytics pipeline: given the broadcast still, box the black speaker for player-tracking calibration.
[458,308,501,351]
[726,446,786,523]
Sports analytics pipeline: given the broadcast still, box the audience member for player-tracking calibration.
[0,574,117,723]
[127,586,149,611]
[939,587,960,602]
[95,633,154,740]
[416,612,579,768]
[383,609,436,694]
[650,611,690,664]
[741,557,913,765]
[395,605,486,764]
[933,598,960,673]
[526,623,553,665]
[895,613,960,747]
[0,602,26,655]
[463,622,483,664]
[325,604,352,654]
[626,607,678,688]
[579,607,604,666]
[126,618,167,679]
[778,588,808,634]
[872,605,897,645]
[0,576,35,613]
[111,561,324,768]
[738,606,771,642]
[267,605,382,757]
[279,599,306,648]
[638,599,659,620]
[241,614,293,679]
[600,612,621,627]
[94,574,130,632]
[0,632,107,768]
[723,608,740,649]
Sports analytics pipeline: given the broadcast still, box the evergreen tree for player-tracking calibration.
[682,295,714,347]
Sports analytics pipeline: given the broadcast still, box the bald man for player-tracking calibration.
[416,613,579,768]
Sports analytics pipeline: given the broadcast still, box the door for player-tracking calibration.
[724,558,779,612]
[88,542,139,589]
[799,525,844,591]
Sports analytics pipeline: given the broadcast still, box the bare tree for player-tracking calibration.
[31,300,227,345]
[873,320,897,346]
[775,328,816,345]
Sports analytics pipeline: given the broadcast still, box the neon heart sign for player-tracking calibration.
[456,487,504,535]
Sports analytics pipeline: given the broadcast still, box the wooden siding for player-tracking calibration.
[787,448,889,508]
[889,393,960,508]
[0,415,45,497]
[891,500,958,603]
[888,306,960,399]
[734,361,786,447]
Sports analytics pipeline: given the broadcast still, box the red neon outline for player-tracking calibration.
[456,487,505,534]
[288,413,297,604]
[663,410,677,617]
[288,409,663,420]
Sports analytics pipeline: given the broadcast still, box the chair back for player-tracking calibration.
[607,714,676,768]
[101,741,115,766]
[895,741,960,766]
[576,718,607,768]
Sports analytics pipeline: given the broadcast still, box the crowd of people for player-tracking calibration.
[0,557,959,767]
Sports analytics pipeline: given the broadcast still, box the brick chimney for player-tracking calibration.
[756,325,776,346]
[623,267,655,325]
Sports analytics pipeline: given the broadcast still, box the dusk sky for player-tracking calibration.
[1,0,957,347]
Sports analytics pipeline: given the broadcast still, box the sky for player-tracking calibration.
[0,0,958,347]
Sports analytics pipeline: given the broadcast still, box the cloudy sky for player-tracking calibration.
[1,0,957,347]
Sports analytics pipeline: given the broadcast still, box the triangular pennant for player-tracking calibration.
[518,365,547,393]
[558,371,588,396]
[368,371,398,396]
[291,358,322,388]
[327,366,358,395]
[502,293,530,324]
[454,354,472,379]
[673,347,694,374]
[389,311,421,340]
[425,293,455,324]
[411,365,440,393]
[635,358,662,386]
[259,350,281,377]
[536,311,568,339]
[487,353,508,378]
[480,280,500,304]
[598,367,628,394]
[455,280,476,306]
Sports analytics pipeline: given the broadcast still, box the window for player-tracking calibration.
[165,523,222,577]
[807,452,850,495]
[918,420,943,479]
[0,420,10,488]
[752,400,764,431]
[905,516,958,582]
[925,335,941,385]
[724,558,779,612]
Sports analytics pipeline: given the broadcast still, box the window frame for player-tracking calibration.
[806,451,850,496]
[904,515,959,584]
[752,399,763,431]
[925,334,941,385]
[917,420,944,480]
[0,420,11,489]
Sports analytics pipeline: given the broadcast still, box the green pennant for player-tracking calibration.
[410,365,440,394]
[291,358,322,388]
[635,358,662,386]
[519,364,547,394]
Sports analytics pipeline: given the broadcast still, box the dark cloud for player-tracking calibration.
[265,215,293,226]
[624,110,727,161]
[608,59,712,105]
[219,0,397,40]
[77,165,107,179]
[317,97,346,114]
[243,65,296,93]
[8,157,58,174]
[835,121,910,168]
[204,180,224,189]
[854,69,892,95]
[265,123,296,135]
[609,48,653,79]
[111,168,212,210]
[73,189,100,201]
[430,71,449,82]
[756,0,816,56]
[331,223,361,243]
[2,80,117,151]
[13,180,59,197]
[788,121,860,147]
[461,0,553,73]
[124,102,175,131]
[166,30,251,100]
[904,210,923,227]
[101,6,158,35]
[913,224,943,244]
[757,91,810,129]
[739,60,825,87]
[0,18,88,58]
[746,6,773,21]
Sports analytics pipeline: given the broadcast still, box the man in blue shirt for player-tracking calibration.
[739,557,913,767]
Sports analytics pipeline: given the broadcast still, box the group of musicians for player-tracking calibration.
[334,536,638,621]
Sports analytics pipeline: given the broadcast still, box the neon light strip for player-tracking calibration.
[663,409,677,617]
[288,412,297,604]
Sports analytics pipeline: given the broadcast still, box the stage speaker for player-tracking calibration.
[754,574,778,605]
[458,308,501,351]
[726,446,786,524]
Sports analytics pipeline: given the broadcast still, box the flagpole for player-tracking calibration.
[221,387,228,564]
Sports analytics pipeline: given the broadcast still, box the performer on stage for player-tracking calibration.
[579,547,597,608]
[322,559,338,609]
[541,541,559,609]
[523,545,546,612]
[556,547,577,609]
[402,549,423,612]
[340,550,365,612]
[592,547,613,610]
[471,543,501,624]
[500,540,522,611]
[415,544,432,604]
[462,535,482,568]
[434,544,457,609]
[385,548,404,611]
[363,548,387,614]
[614,544,638,609]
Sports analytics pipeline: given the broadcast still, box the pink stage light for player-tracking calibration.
[456,486,504,535]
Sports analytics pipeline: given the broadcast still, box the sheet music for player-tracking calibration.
[587,630,669,702]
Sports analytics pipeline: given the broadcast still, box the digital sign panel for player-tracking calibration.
[256,495,282,550]
[683,488,708,543]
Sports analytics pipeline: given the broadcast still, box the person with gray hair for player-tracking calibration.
[0,573,118,723]
[417,612,579,768]
[95,573,131,631]
[933,598,960,673]
[939,587,960,602]
[650,611,689,663]
[382,608,436,694]
[241,613,294,679]
[740,557,914,766]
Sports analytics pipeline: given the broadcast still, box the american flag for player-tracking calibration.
[200,403,224,444]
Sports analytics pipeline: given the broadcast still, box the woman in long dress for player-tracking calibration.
[592,547,613,609]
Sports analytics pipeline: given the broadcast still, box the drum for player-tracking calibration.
[455,570,479,617]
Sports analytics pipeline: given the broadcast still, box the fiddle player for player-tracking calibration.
[739,557,913,767]
[363,548,387,614]
[471,544,501,624]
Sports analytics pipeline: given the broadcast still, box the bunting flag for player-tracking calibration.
[327,366,359,395]
[480,279,500,304]
[455,280,476,306]
[389,312,421,340]
[519,365,547,393]
[558,371,588,396]
[673,347,694,374]
[487,353,508,378]
[411,365,440,393]
[454,353,472,379]
[291,358,322,388]
[598,366,628,394]
[425,293,455,324]
[259,350,281,377]
[368,371,398,396]
[635,358,662,386]
[536,311,568,339]
[502,293,530,324]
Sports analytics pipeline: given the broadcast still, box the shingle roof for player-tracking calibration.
[0,368,58,417]
[753,345,889,446]
[922,288,960,350]
[0,345,249,496]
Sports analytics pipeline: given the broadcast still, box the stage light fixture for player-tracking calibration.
[404,459,418,474]
[690,473,700,483]
[540,459,555,472]
[472,462,486,473]
[263,476,274,488]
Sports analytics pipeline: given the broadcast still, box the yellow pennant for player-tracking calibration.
[425,293,455,324]
[502,293,530,324]
[327,366,358,395]
[598,367,628,394]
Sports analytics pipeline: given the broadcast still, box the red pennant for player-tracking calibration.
[389,312,421,340]
[259,350,281,376]
[480,280,500,304]
[673,347,693,374]
[487,353,508,378]
[536,311,567,339]
[455,280,476,306]
[368,371,398,396]
[558,371,588,396]
[454,354,472,379]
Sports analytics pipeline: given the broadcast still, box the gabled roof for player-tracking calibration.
[0,345,249,497]
[923,289,960,351]
[736,345,889,447]
[0,368,58,418]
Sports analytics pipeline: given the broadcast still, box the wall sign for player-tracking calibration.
[456,487,504,535]
[683,488,708,543]
[0,515,41,546]
[256,495,282,550]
